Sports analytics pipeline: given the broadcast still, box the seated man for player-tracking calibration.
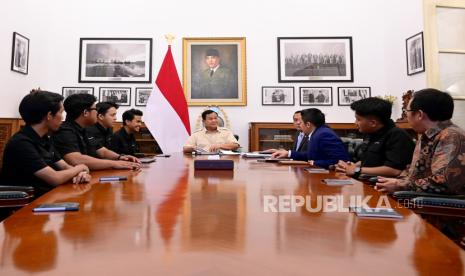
[183,110,239,153]
[264,110,308,153]
[52,94,140,170]
[86,101,118,150]
[272,108,349,168]
[336,97,415,178]
[1,90,90,197]
[110,109,143,156]
[376,89,465,195]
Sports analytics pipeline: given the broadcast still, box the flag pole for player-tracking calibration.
[164,34,175,45]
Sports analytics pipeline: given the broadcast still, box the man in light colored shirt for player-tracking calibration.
[183,110,239,153]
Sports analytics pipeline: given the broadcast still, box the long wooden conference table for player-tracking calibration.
[0,153,464,275]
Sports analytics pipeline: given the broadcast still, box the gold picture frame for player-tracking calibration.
[183,37,247,106]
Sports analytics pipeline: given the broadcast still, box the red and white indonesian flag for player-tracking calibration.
[145,46,191,153]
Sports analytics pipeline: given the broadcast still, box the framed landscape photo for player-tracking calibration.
[278,37,353,82]
[79,38,152,83]
[11,32,29,74]
[337,87,371,106]
[135,87,152,106]
[406,32,425,76]
[62,87,94,99]
[262,86,294,106]
[183,37,247,106]
[299,87,332,106]
[99,87,131,106]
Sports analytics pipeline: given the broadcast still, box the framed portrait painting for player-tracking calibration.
[337,87,371,106]
[406,32,425,75]
[79,38,152,83]
[135,87,152,106]
[299,87,332,106]
[278,37,353,82]
[11,32,30,75]
[62,87,94,99]
[183,37,247,106]
[99,87,131,106]
[262,86,294,106]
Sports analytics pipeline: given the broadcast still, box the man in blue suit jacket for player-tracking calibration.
[272,108,349,168]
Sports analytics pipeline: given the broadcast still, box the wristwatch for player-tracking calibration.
[353,166,362,179]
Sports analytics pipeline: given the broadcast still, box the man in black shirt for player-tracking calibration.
[52,94,140,170]
[87,102,118,149]
[110,109,143,156]
[1,90,90,196]
[336,97,415,178]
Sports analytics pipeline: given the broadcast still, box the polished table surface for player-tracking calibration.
[0,153,464,275]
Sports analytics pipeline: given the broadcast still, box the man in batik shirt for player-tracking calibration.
[376,89,465,195]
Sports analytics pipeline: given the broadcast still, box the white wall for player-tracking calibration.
[0,0,426,151]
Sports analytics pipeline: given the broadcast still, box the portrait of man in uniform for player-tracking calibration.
[183,38,247,106]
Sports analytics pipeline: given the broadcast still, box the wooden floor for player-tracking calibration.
[0,153,464,275]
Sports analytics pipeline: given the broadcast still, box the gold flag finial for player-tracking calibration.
[164,34,175,45]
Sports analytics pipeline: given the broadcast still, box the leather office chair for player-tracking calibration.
[393,191,465,248]
[0,185,34,221]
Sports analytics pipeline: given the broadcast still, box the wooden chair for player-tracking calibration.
[393,191,465,248]
[0,185,34,221]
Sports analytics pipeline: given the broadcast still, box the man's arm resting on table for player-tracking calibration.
[34,162,90,186]
[63,152,139,170]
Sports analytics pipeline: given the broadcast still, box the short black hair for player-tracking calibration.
[410,88,454,121]
[350,97,392,125]
[301,108,325,127]
[294,110,302,115]
[63,93,97,121]
[96,102,119,116]
[19,90,63,125]
[122,109,143,125]
[201,110,218,120]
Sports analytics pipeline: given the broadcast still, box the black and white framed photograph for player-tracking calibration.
[62,87,94,99]
[79,38,152,83]
[337,87,371,106]
[299,87,332,106]
[99,87,131,106]
[262,86,295,106]
[278,37,353,82]
[11,32,29,75]
[406,32,425,76]
[135,87,152,106]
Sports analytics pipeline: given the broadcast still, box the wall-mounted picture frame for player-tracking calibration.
[99,87,131,106]
[79,38,152,83]
[11,32,29,75]
[183,37,247,106]
[262,86,295,106]
[278,37,353,82]
[337,87,371,106]
[62,87,94,99]
[299,87,332,106]
[406,32,425,76]
[135,87,152,106]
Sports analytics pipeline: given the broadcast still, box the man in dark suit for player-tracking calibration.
[272,108,349,168]
[262,111,308,154]
[291,110,308,152]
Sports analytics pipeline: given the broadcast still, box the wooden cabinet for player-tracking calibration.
[249,122,415,152]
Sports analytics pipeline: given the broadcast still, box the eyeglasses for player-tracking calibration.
[87,108,97,112]
[405,109,416,112]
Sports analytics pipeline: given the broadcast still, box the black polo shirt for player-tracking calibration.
[1,125,61,196]
[52,120,100,158]
[109,127,139,156]
[354,120,415,170]
[86,123,113,149]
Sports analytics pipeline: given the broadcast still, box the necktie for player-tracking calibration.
[210,70,214,77]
